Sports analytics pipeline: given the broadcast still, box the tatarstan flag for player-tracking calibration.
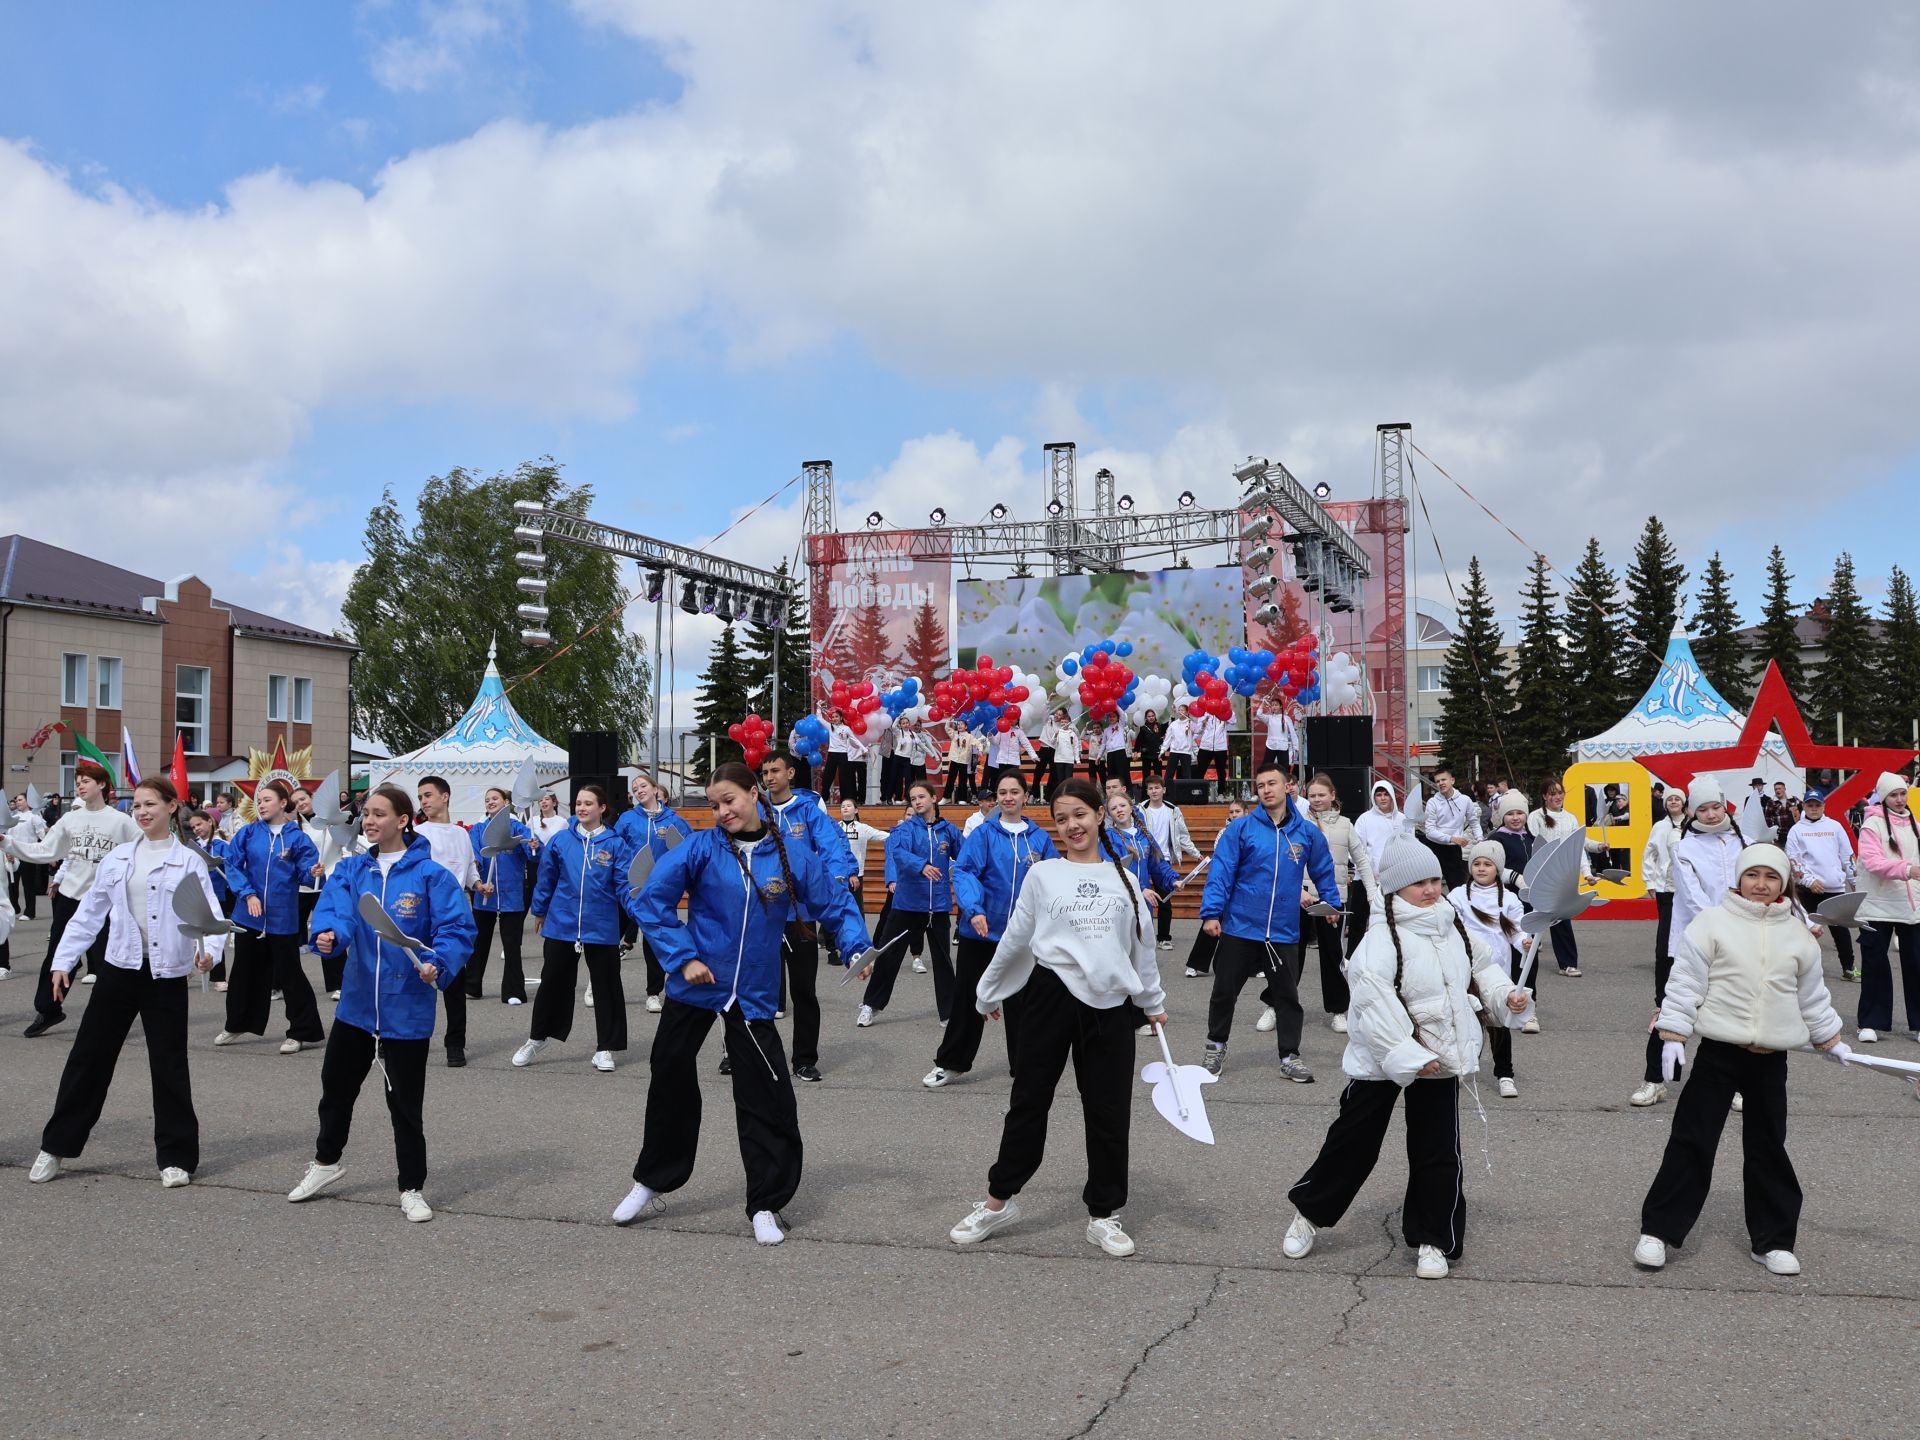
[73,732,118,787]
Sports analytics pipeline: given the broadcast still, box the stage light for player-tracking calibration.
[865,511,884,528]
[514,550,546,570]
[1241,516,1273,545]
[516,577,547,600]
[1329,592,1355,614]
[1245,544,1276,572]
[1313,481,1333,500]
[1046,499,1064,517]
[768,598,786,629]
[1177,491,1195,509]
[1248,576,1278,601]
[1117,494,1134,512]
[1253,601,1281,626]
[749,597,768,627]
[700,583,718,614]
[716,590,735,622]
[989,503,1009,520]
[512,499,544,518]
[516,603,549,626]
[643,567,666,603]
[512,524,545,546]
[679,579,699,615]
[929,507,947,526]
[520,629,551,648]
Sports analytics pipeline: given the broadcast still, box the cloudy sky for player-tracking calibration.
[3,1,1917,722]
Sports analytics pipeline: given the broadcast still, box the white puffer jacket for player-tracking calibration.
[1343,897,1533,1086]
[1669,827,1745,959]
[1660,893,1842,1051]
[1641,817,1682,895]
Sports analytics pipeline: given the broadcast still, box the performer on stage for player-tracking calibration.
[469,786,538,1007]
[27,778,225,1188]
[859,778,962,1027]
[218,778,326,1054]
[615,772,694,1013]
[295,784,477,1222]
[413,776,479,1066]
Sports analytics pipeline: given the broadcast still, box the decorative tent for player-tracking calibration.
[374,642,571,823]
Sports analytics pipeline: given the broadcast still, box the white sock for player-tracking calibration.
[751,1210,785,1245]
[612,1182,658,1224]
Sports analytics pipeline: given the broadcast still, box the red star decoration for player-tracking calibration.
[235,736,321,801]
[1637,661,1917,847]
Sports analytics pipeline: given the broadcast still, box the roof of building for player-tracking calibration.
[0,534,354,650]
[1730,610,1886,648]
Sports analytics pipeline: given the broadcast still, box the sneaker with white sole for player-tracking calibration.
[1087,1215,1135,1257]
[1416,1245,1449,1279]
[584,984,594,1008]
[1282,1213,1317,1258]
[752,1210,786,1245]
[1732,1093,1744,1112]
[1497,1077,1518,1099]
[645,994,663,1013]
[1633,1234,1668,1269]
[949,1198,1021,1245]
[1255,1006,1277,1033]
[512,1038,548,1067]
[1751,1248,1800,1276]
[1278,1053,1315,1084]
[288,1160,344,1202]
[81,973,96,985]
[911,958,928,975]
[160,1167,191,1188]
[399,1190,433,1223]
[1859,1028,1880,1043]
[923,1066,951,1089]
[1330,1012,1348,1033]
[1202,1042,1226,1076]
[279,1038,304,1055]
[612,1182,664,1225]
[1135,1024,1153,1036]
[212,1030,241,1046]
[1185,967,1202,977]
[1630,1082,1667,1108]
[1521,1017,1540,1034]
[856,1005,874,1028]
[329,990,341,1001]
[507,996,524,1006]
[1157,940,1174,951]
[592,1050,616,1073]
[28,1151,60,1183]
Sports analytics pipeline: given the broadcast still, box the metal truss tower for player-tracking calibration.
[1044,442,1078,574]
[1370,424,1412,786]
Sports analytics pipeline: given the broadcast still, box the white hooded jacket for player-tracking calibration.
[1353,781,1407,876]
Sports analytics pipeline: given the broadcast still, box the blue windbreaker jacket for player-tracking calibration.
[226,819,321,935]
[529,820,638,944]
[1198,804,1341,944]
[885,815,966,913]
[471,815,536,913]
[766,791,857,921]
[1106,821,1179,898]
[615,802,694,858]
[952,818,1060,941]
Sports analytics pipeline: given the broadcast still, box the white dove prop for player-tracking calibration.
[1518,833,1607,935]
[1140,1026,1218,1145]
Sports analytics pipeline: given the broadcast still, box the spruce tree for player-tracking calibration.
[1876,566,1920,747]
[903,597,951,685]
[1507,553,1572,789]
[1752,545,1807,696]
[1433,557,1511,785]
[741,562,811,734]
[690,623,753,783]
[1562,538,1630,744]
[1623,516,1688,700]
[1688,552,1747,703]
[1813,553,1874,744]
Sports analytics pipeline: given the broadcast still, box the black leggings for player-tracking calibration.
[315,1019,429,1192]
[469,909,528,1001]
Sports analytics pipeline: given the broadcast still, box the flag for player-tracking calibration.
[170,733,189,801]
[121,726,143,787]
[73,732,117,786]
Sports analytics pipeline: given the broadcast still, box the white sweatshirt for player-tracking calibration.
[1641,817,1683,894]
[1784,816,1854,894]
[4,803,143,900]
[414,820,479,890]
[1447,881,1527,965]
[975,858,1167,1015]
[1669,826,1744,958]
[842,819,888,880]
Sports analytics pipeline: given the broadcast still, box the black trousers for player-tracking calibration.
[440,953,470,1050]
[1484,946,1523,1080]
[1434,841,1469,893]
[1644,950,1677,1084]
[985,965,1133,1218]
[1184,927,1218,975]
[1341,880,1371,960]
[1652,889,1674,970]
[1308,909,1350,1015]
[1288,1076,1466,1258]
[1048,761,1076,800]
[1199,749,1229,786]
[1032,747,1054,794]
[1104,751,1132,788]
[1207,935,1303,1055]
[633,998,802,1216]
[937,935,1024,1074]
[9,858,43,919]
[1155,894,1175,944]
[1139,746,1163,781]
[41,958,197,1172]
[1794,885,1855,974]
[944,761,972,803]
[1548,918,1578,974]
[226,929,326,1041]
[880,755,906,804]
[315,1019,429,1192]
[1164,753,1193,783]
[530,938,627,1051]
[1858,922,1920,1032]
[818,754,846,803]
[1640,1039,1799,1253]
[846,760,867,803]
[642,936,666,997]
[862,906,954,1019]
[783,921,822,1067]
[469,909,528,1001]
[34,889,109,1022]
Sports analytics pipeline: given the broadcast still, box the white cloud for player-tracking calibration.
[370,0,523,93]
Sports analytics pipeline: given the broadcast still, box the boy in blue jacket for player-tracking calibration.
[620,762,873,1245]
[1199,758,1341,1081]
[757,750,857,1081]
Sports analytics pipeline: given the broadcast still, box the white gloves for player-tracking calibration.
[1822,1040,1853,1065]
[1660,1039,1686,1084]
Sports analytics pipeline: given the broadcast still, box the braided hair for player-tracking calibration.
[1055,777,1145,940]
[1381,889,1490,1045]
[711,760,798,913]
[1465,866,1521,941]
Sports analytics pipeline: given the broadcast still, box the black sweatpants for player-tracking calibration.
[1308,908,1350,1015]
[41,958,197,1172]
[1644,950,1678,1085]
[862,906,954,1020]
[531,938,626,1051]
[633,997,802,1216]
[944,761,972,803]
[1640,1038,1799,1253]
[10,858,43,919]
[1155,893,1175,945]
[1104,750,1131,789]
[642,936,666,997]
[314,1019,429,1192]
[469,909,528,1001]
[1484,945,1523,1081]
[1207,935,1303,1056]
[936,934,1023,1074]
[1287,1076,1466,1258]
[783,921,822,1068]
[1794,885,1854,974]
[1342,881,1371,959]
[1184,927,1218,975]
[226,929,326,1042]
[985,965,1133,1218]
[1857,922,1920,1032]
[34,889,109,1023]
[1548,918,1578,974]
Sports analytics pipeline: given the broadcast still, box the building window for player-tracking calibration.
[292,677,313,724]
[59,748,77,797]
[176,666,210,756]
[1417,665,1446,693]
[1417,717,1439,744]
[61,653,88,707]
[268,674,288,722]
[96,656,123,710]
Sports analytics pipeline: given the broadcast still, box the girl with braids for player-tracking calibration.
[1448,841,1531,1099]
[28,778,226,1188]
[218,777,326,1053]
[1853,771,1920,1044]
[945,779,1168,1257]
[620,762,873,1245]
[1281,838,1532,1279]
[858,778,964,1027]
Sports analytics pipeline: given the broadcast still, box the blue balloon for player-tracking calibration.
[1063,658,1079,676]
[1115,641,1133,657]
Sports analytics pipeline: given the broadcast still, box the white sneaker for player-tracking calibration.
[1416,1245,1449,1279]
[1497,1077,1519,1099]
[775,1010,785,1019]
[1859,1028,1880,1043]
[212,1030,241,1046]
[923,1066,951,1089]
[399,1190,433,1223]
[1087,1215,1136,1257]
[1185,967,1202,977]
[159,1166,191,1188]
[1282,1213,1317,1258]
[1255,1006,1277,1033]
[279,1038,304,1055]
[512,1038,548,1067]
[645,994,663,1013]
[1630,1082,1667,1108]
[288,1160,344,1202]
[329,990,341,1001]
[0,967,11,980]
[856,1005,874,1028]
[1732,1093,1744,1113]
[1136,1024,1153,1036]
[592,1050,615,1073]
[1521,1017,1540,1034]
[1633,1234,1668,1269]
[1330,1012,1348,1033]
[911,957,928,974]
[81,973,97,985]
[28,1151,60,1183]
[950,1198,1021,1245]
[585,984,594,1008]
[752,1210,786,1245]
[1751,1248,1800,1276]
[213,981,228,992]
[507,996,524,1005]
[1157,940,1174,951]
[612,1182,664,1225]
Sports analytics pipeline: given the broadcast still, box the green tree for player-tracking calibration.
[1433,557,1511,784]
[1507,552,1571,788]
[1813,553,1875,744]
[690,622,753,783]
[1623,516,1688,700]
[1562,537,1630,743]
[1688,552,1747,703]
[1875,566,1920,747]
[903,597,950,685]
[741,561,810,737]
[1752,545,1807,696]
[342,460,650,757]
[843,601,892,683]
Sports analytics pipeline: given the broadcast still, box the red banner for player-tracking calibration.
[805,530,952,703]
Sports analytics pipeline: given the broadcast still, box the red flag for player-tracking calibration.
[170,733,190,802]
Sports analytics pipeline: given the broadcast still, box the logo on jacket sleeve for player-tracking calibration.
[391,892,423,920]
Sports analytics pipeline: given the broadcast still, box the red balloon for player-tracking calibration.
[996,713,1014,733]
[1089,652,1109,667]
[728,724,744,741]
[1010,685,1029,701]
[996,666,1012,685]
[977,655,994,671]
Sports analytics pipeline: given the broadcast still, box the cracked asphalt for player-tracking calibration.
[3,913,1916,1439]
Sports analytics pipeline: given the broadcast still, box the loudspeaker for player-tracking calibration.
[1168,778,1210,807]
[568,730,627,815]
[1304,716,1373,769]
[1320,765,1373,820]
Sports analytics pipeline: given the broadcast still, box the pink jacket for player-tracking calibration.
[1856,804,1920,924]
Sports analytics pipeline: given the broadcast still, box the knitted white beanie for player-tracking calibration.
[1492,791,1529,822]
[1875,771,1910,805]
[1376,838,1442,894]
[1468,840,1507,870]
[1735,843,1791,886]
[1688,776,1725,811]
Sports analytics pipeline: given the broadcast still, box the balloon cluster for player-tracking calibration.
[1180,650,1234,721]
[791,713,830,769]
[880,677,922,720]
[828,678,884,737]
[728,713,777,770]
[1266,635,1322,705]
[1322,651,1363,709]
[1060,641,1137,724]
[929,656,1031,733]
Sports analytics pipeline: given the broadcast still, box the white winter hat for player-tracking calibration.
[1735,843,1791,886]
[1875,772,1910,804]
[1377,838,1442,894]
[1492,791,1529,822]
[1688,776,1725,811]
[1468,840,1507,870]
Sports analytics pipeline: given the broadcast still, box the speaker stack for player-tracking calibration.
[1167,778,1210,806]
[567,730,628,816]
[1303,716,1375,819]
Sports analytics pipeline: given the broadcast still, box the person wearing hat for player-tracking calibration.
[1279,837,1532,1279]
[1651,776,1751,1108]
[1448,838,1530,1098]
[1853,772,1920,1043]
[1633,843,1850,1276]
[1785,790,1857,984]
[1631,787,1690,1106]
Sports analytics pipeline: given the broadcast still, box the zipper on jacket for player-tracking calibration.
[726,842,751,1012]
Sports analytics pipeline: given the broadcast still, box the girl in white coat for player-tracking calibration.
[1633,787,1689,1105]
[1449,841,1530,1098]
[1282,839,1532,1278]
[1655,777,1751,1106]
